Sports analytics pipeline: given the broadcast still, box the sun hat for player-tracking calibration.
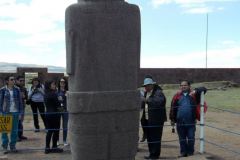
[143,78,156,86]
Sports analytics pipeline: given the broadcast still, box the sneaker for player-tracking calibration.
[63,142,69,146]
[35,129,40,132]
[2,148,8,154]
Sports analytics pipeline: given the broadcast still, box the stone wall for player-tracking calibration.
[1,67,240,87]
[139,68,240,85]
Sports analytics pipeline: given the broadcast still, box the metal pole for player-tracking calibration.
[205,13,209,68]
[199,91,205,153]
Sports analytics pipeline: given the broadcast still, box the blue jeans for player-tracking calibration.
[2,113,19,149]
[177,123,196,155]
[60,112,69,142]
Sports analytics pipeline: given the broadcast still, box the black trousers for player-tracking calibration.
[45,113,61,148]
[141,117,148,139]
[30,101,46,129]
[146,121,164,158]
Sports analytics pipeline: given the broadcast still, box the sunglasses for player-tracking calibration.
[9,78,15,81]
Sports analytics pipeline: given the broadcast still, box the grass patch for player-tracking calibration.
[160,81,240,112]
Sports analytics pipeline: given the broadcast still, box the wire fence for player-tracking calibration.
[0,103,240,157]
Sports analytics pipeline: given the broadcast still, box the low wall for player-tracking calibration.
[1,68,240,87]
[139,68,240,85]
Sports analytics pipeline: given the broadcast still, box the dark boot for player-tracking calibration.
[140,134,146,142]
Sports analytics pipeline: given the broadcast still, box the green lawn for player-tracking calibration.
[163,87,240,112]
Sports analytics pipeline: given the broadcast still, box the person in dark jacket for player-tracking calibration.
[44,80,63,154]
[141,77,167,160]
[57,77,69,146]
[15,75,28,141]
[170,80,207,157]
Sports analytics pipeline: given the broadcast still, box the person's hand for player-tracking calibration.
[190,90,195,96]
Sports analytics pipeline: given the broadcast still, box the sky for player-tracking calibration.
[0,0,240,68]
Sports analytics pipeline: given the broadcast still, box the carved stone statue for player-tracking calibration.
[65,0,141,159]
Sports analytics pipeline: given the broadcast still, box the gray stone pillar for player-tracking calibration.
[65,0,140,159]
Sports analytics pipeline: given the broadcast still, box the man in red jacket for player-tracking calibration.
[170,80,206,157]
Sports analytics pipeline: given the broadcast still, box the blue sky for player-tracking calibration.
[0,0,240,68]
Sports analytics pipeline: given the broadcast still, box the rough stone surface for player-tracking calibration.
[65,0,140,159]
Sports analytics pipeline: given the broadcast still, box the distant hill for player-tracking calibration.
[0,62,66,73]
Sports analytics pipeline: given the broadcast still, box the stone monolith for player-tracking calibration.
[65,0,140,159]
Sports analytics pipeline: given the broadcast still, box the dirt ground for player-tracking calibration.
[1,110,239,160]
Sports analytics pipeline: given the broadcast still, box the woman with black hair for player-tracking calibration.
[28,78,46,132]
[44,80,63,154]
[57,77,69,146]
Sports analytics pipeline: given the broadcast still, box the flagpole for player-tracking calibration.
[205,13,209,68]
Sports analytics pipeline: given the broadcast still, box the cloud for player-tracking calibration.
[220,40,237,45]
[0,0,77,67]
[0,0,76,34]
[150,0,236,14]
[141,46,240,68]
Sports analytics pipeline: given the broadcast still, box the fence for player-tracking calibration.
[139,91,240,158]
[0,93,240,158]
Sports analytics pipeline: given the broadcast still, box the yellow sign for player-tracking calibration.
[0,115,13,133]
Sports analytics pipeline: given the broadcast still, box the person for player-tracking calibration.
[57,77,69,146]
[170,80,207,157]
[0,75,23,154]
[141,77,167,159]
[28,78,46,132]
[15,75,28,141]
[44,80,63,154]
